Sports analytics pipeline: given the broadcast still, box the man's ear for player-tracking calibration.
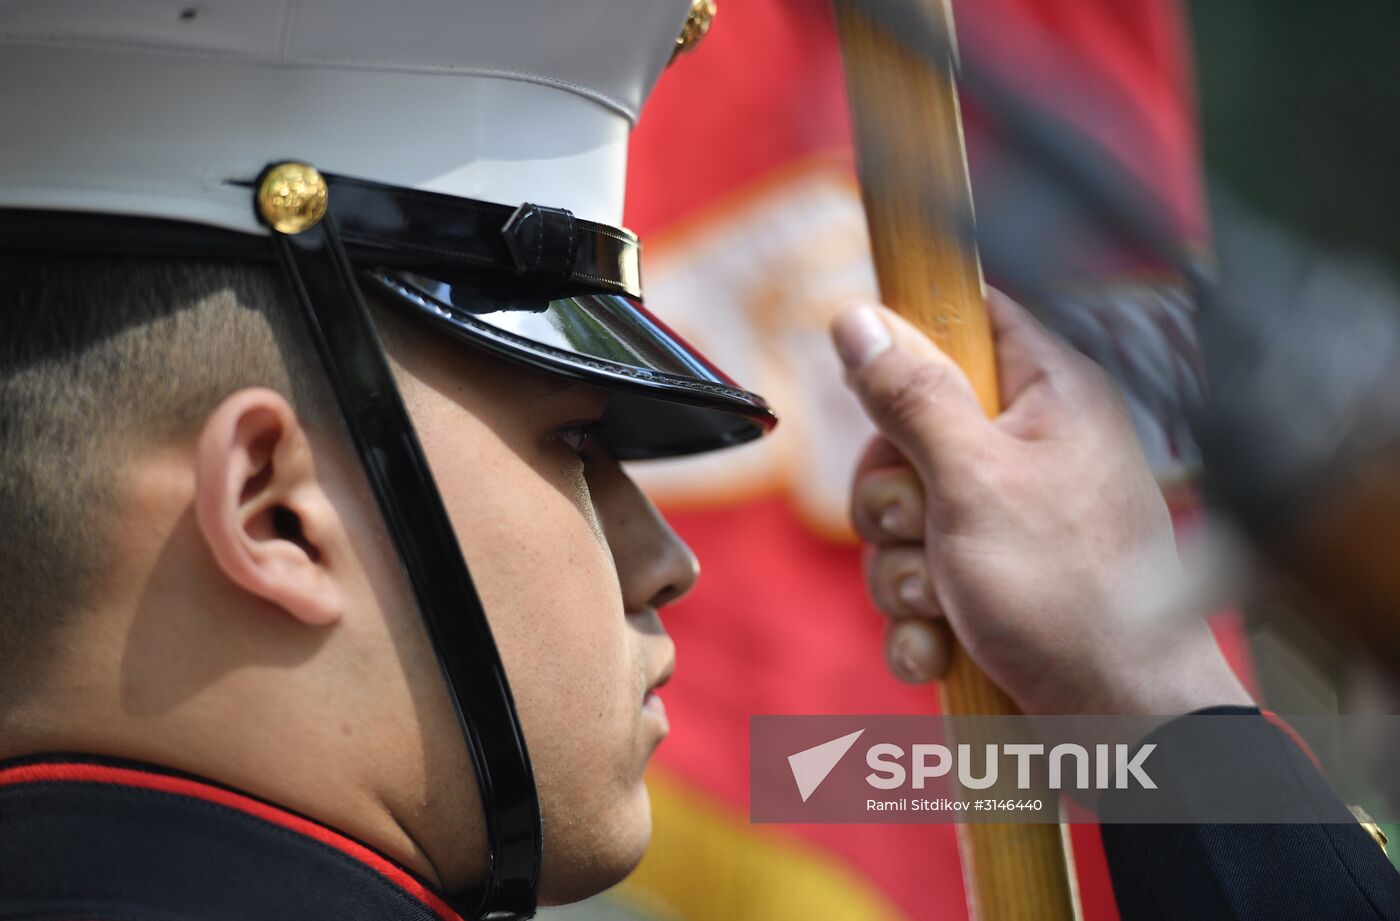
[194,387,346,626]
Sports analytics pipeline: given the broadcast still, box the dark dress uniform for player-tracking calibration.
[0,756,465,921]
[1102,708,1400,920]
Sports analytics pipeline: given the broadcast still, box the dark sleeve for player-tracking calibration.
[1099,706,1400,921]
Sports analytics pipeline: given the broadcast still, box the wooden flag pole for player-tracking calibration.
[832,1,1080,917]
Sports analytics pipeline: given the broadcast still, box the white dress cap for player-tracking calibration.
[0,0,692,230]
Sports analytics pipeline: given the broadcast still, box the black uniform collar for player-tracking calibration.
[0,755,467,921]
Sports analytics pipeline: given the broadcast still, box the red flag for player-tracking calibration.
[617,3,1248,919]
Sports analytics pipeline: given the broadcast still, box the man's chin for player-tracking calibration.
[537,789,652,906]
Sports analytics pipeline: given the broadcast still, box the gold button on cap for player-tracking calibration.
[671,0,716,62]
[257,162,329,234]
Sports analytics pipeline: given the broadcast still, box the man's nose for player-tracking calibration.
[588,455,699,613]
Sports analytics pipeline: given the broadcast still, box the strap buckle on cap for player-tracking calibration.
[502,203,579,283]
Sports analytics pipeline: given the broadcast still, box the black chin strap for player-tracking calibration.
[265,190,542,920]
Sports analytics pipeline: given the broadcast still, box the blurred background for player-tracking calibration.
[544,2,1400,919]
[1192,0,1400,275]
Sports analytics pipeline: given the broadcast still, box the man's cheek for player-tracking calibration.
[440,451,631,734]
[512,617,636,792]
[491,519,626,693]
[563,462,609,547]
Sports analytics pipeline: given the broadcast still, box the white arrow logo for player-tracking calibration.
[787,729,865,802]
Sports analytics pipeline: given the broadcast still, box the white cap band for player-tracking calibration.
[0,0,691,229]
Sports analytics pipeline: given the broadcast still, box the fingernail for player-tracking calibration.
[892,638,928,683]
[833,305,892,369]
[898,574,926,611]
[880,504,911,537]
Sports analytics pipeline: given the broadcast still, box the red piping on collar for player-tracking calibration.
[0,761,465,921]
[1260,709,1323,772]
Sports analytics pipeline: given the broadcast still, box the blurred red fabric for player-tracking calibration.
[624,2,1227,919]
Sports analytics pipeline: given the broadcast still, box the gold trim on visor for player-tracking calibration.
[671,0,717,62]
[258,162,330,235]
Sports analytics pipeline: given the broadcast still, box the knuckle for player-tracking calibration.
[876,360,953,431]
[1068,354,1120,405]
[1070,362,1137,430]
[940,436,1004,500]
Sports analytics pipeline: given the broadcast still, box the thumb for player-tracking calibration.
[831,303,989,479]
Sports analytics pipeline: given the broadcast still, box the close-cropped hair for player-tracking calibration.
[0,253,339,695]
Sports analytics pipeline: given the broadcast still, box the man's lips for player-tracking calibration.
[642,662,674,729]
[642,688,669,742]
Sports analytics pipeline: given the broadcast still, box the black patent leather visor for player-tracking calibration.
[369,270,775,460]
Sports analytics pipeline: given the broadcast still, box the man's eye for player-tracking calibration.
[556,421,599,456]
